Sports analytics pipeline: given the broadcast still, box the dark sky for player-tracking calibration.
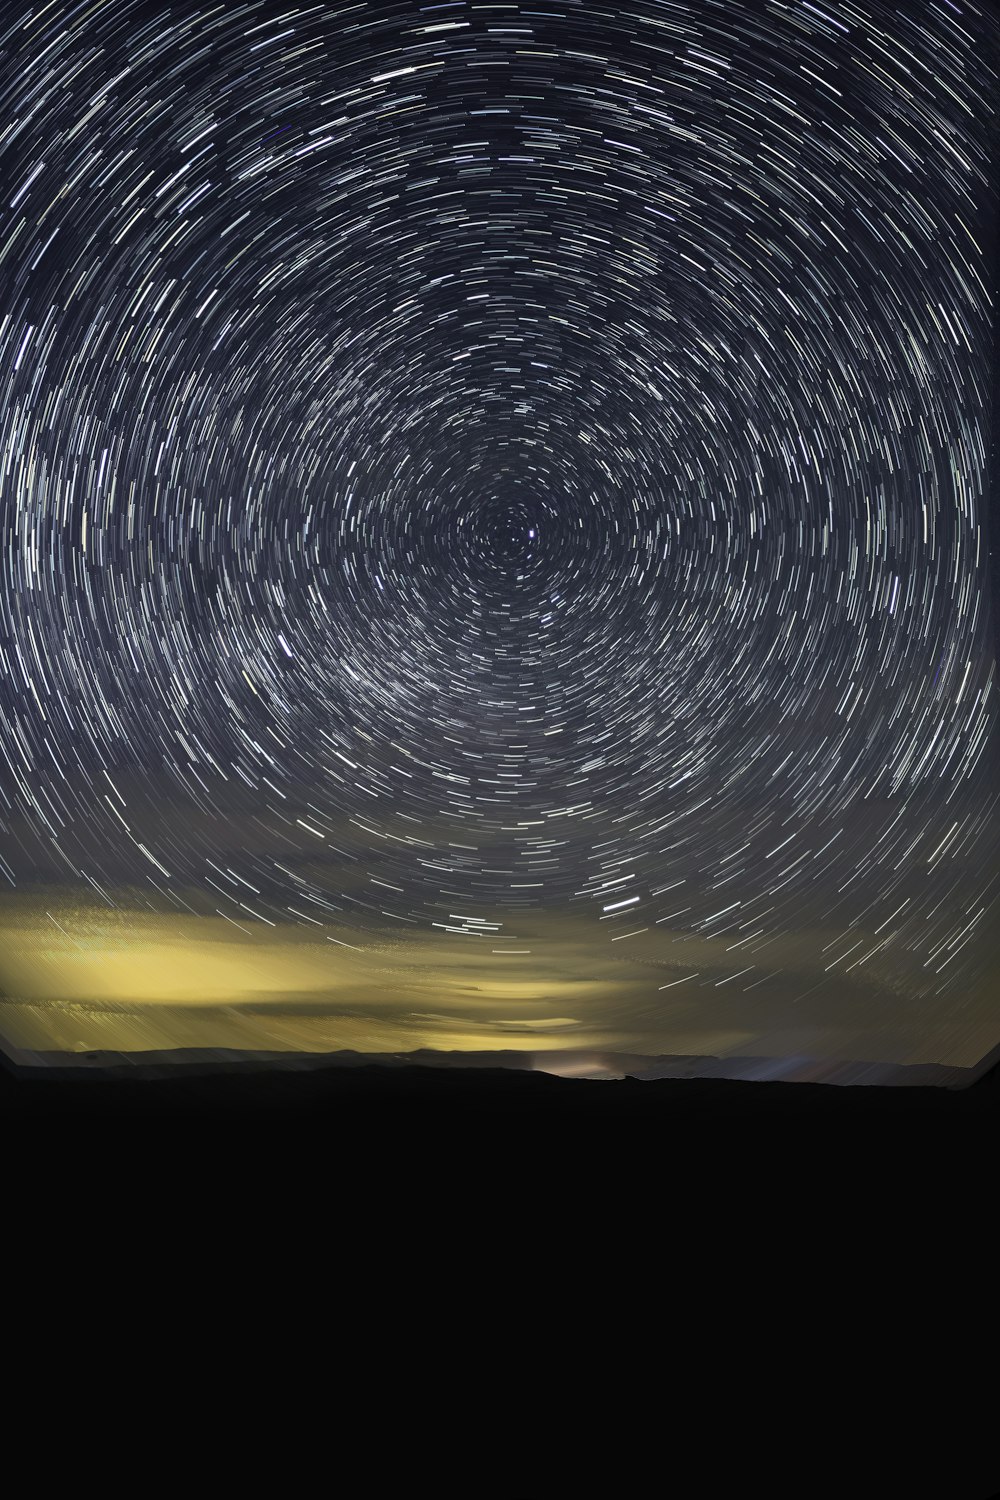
[0,0,997,1070]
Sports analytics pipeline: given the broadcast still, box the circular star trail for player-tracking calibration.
[0,0,996,1011]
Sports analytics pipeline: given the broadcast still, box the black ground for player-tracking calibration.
[5,1048,996,1498]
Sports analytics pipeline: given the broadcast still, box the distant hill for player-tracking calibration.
[3,1039,998,1089]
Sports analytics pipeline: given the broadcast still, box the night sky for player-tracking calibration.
[0,0,997,1073]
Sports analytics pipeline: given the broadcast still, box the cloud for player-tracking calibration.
[1,884,997,1068]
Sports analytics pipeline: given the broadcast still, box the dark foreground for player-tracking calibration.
[5,1047,997,1499]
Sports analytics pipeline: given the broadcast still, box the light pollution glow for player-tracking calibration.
[1,890,996,1072]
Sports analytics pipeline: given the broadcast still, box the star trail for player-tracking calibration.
[0,0,997,1070]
